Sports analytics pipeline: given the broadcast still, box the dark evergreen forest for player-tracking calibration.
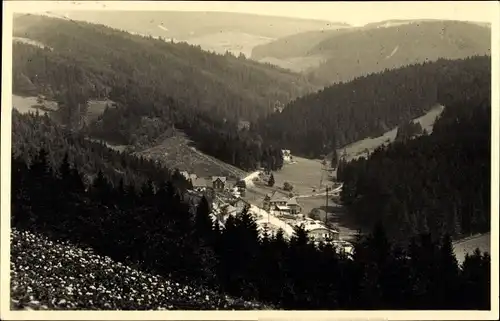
[337,98,490,243]
[258,56,490,158]
[11,110,192,192]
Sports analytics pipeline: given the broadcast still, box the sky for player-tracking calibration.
[7,1,497,26]
[149,1,496,26]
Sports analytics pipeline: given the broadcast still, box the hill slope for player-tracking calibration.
[257,56,491,158]
[338,96,490,243]
[252,20,491,84]
[55,11,349,56]
[13,13,318,123]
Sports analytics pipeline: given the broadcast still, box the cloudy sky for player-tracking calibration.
[152,1,496,26]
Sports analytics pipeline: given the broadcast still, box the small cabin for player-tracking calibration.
[212,176,227,192]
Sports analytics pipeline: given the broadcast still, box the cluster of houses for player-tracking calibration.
[181,171,246,196]
[183,170,352,255]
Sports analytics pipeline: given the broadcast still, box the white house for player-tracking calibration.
[302,220,340,242]
[282,149,292,163]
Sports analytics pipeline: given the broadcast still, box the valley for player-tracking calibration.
[6,6,494,312]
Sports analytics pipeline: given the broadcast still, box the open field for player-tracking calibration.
[86,99,115,122]
[12,94,58,115]
[453,233,490,265]
[13,95,114,124]
[187,31,275,57]
[243,156,360,241]
[269,156,330,195]
[340,104,445,162]
[258,54,327,73]
[136,133,248,179]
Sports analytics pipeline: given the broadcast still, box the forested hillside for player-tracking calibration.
[12,14,299,171]
[337,93,490,243]
[258,56,491,158]
[13,14,318,122]
[11,110,191,192]
[251,20,490,84]
[11,147,491,309]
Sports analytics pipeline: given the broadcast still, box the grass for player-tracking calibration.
[339,104,445,162]
[187,31,276,57]
[453,233,491,264]
[12,94,58,115]
[258,54,327,73]
[12,94,114,124]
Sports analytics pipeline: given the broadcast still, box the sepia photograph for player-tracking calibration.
[1,0,498,319]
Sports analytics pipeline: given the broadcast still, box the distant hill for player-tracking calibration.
[13,14,318,122]
[46,11,350,56]
[13,14,297,172]
[251,20,491,84]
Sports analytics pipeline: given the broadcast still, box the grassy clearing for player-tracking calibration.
[86,99,114,122]
[258,55,327,73]
[453,233,491,264]
[187,31,275,57]
[340,104,445,162]
[136,133,248,179]
[12,95,114,124]
[12,94,58,115]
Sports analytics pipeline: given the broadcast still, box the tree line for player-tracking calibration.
[11,146,490,309]
[337,98,490,244]
[258,55,491,158]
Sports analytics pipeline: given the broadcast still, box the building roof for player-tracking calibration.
[301,220,340,233]
[268,191,288,203]
[212,176,227,183]
[287,197,299,206]
[234,197,250,206]
[275,205,290,211]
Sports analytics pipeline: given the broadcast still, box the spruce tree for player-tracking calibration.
[268,173,275,187]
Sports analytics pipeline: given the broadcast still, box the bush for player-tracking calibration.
[283,182,293,192]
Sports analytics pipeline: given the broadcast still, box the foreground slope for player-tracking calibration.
[11,228,267,310]
[252,20,491,84]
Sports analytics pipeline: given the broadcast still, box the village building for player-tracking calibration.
[192,178,208,192]
[286,197,301,214]
[212,176,227,192]
[302,220,340,242]
[263,191,302,215]
[232,197,251,213]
